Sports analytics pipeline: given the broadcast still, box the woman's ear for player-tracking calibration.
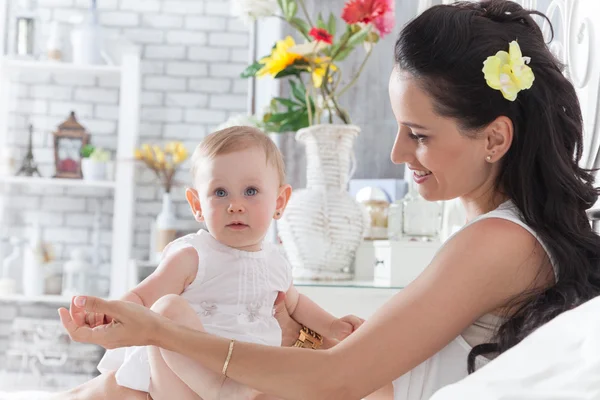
[185,188,204,222]
[274,184,292,220]
[484,115,513,163]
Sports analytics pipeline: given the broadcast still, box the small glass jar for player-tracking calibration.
[363,200,389,239]
[387,201,403,240]
[402,182,443,240]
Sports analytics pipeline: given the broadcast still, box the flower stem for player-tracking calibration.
[305,81,313,126]
[337,47,372,98]
[297,0,314,28]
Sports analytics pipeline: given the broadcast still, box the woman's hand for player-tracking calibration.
[58,296,164,349]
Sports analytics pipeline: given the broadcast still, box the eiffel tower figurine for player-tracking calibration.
[16,124,41,177]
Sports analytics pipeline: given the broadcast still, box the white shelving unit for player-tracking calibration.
[0,44,141,300]
[0,293,71,304]
[0,175,116,189]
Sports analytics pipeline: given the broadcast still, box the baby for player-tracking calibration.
[95,126,362,400]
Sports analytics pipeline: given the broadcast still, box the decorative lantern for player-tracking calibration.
[53,111,89,179]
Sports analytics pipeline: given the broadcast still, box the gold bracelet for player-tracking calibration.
[222,339,235,377]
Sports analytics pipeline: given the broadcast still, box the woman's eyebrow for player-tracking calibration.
[401,121,429,130]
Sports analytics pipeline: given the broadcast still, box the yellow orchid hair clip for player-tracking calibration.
[482,40,535,101]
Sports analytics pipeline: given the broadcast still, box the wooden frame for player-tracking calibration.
[52,111,89,179]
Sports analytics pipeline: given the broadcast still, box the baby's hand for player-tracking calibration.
[330,314,365,340]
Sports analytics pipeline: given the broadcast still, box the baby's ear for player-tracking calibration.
[185,188,203,222]
[274,184,292,219]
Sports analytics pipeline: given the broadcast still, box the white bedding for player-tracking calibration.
[431,295,600,400]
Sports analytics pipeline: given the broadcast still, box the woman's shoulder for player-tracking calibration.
[435,216,553,300]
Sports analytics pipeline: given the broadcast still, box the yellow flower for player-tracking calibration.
[257,36,304,77]
[152,145,165,164]
[134,149,143,160]
[482,40,535,101]
[142,144,153,161]
[310,58,337,88]
[165,142,177,154]
[177,148,189,162]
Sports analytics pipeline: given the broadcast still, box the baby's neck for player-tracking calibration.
[231,242,263,252]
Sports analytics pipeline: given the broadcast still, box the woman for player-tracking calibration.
[58,1,600,399]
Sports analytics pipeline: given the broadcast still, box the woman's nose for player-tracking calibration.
[390,129,414,165]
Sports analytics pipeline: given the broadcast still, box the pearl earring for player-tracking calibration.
[486,155,492,162]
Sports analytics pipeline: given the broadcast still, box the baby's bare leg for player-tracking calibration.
[148,295,204,400]
[49,371,147,400]
[149,294,259,400]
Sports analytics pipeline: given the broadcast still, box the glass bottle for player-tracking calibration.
[387,201,403,241]
[401,180,443,240]
[0,237,24,294]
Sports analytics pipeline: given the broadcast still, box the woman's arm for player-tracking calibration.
[61,219,549,399]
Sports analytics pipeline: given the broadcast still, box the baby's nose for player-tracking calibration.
[228,204,245,213]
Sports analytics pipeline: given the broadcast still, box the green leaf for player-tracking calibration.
[327,13,337,37]
[280,0,289,19]
[81,144,95,158]
[274,66,305,79]
[277,0,284,12]
[289,79,306,103]
[240,61,263,78]
[273,97,299,108]
[267,111,297,123]
[330,27,352,56]
[279,111,309,132]
[346,27,370,49]
[333,47,353,62]
[287,0,297,19]
[316,12,326,30]
[291,17,310,37]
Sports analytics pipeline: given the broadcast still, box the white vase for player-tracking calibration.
[278,124,367,280]
[155,192,178,260]
[81,158,106,181]
[22,224,45,296]
[71,1,103,65]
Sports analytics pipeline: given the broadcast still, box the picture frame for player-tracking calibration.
[53,111,89,179]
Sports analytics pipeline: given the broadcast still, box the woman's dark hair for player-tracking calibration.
[395,0,600,372]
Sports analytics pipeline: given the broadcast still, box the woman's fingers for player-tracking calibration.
[59,307,95,344]
[59,296,160,349]
[69,296,88,327]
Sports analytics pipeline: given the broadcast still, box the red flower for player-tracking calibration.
[309,27,333,44]
[341,0,395,37]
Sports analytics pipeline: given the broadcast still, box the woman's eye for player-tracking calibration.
[245,187,258,196]
[409,133,427,143]
[215,189,227,197]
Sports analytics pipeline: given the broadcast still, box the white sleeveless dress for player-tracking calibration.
[392,200,558,400]
[97,229,292,392]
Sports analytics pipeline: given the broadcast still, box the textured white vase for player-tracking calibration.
[278,124,366,280]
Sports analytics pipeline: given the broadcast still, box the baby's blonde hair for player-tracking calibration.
[191,126,286,185]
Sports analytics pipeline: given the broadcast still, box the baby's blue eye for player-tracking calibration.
[215,189,227,197]
[245,187,258,196]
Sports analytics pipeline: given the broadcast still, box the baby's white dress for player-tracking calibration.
[97,229,292,392]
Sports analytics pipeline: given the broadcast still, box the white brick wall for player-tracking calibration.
[2,0,250,287]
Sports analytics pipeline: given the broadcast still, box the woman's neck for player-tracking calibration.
[460,191,509,222]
